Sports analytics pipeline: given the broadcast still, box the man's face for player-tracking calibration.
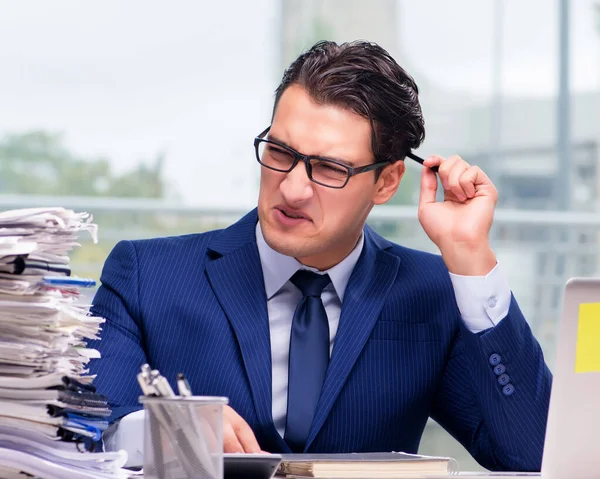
[257,84,404,270]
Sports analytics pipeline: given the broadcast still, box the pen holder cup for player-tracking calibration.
[139,396,229,479]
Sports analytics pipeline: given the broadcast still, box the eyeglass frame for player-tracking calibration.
[253,126,392,189]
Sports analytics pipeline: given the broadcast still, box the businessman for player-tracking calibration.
[87,40,551,472]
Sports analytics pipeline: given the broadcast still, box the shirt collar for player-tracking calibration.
[256,222,364,302]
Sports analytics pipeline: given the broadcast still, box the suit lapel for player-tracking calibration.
[305,228,401,449]
[204,210,277,436]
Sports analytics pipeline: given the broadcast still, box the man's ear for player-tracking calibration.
[373,161,405,205]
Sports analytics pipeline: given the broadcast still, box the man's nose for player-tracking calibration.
[280,161,314,203]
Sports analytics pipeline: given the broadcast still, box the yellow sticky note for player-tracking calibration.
[576,303,600,373]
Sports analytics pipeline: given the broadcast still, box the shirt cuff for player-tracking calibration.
[104,410,145,467]
[448,262,512,333]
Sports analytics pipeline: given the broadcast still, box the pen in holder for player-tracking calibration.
[138,365,228,479]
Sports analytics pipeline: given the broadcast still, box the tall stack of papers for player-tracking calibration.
[0,208,129,479]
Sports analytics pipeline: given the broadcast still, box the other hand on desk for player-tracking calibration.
[223,405,264,453]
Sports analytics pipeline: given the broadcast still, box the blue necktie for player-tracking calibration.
[284,270,331,452]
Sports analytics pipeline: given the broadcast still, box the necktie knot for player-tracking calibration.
[291,270,331,298]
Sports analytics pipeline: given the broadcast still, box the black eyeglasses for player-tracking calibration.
[253,126,391,189]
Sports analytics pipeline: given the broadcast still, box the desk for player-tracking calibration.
[107,412,545,479]
[421,474,540,478]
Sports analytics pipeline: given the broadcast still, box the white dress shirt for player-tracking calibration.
[255,223,512,437]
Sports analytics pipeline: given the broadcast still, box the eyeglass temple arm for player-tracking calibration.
[406,152,439,173]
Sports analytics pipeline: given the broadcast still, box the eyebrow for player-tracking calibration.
[266,133,357,167]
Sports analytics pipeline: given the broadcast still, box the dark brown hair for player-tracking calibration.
[273,40,426,168]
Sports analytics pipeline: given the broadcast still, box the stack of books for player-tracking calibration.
[277,452,459,478]
[0,207,128,479]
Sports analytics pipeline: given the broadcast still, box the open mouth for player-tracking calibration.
[276,206,311,222]
[280,210,305,219]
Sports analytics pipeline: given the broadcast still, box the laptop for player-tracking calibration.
[540,277,600,479]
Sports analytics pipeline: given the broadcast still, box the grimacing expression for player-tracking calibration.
[257,85,404,270]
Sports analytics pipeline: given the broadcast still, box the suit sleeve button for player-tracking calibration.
[502,384,515,396]
[489,353,501,366]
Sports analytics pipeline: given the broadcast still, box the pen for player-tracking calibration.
[177,373,192,397]
[406,151,439,173]
[152,375,175,397]
[43,276,96,288]
[137,373,156,397]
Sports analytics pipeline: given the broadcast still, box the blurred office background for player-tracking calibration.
[0,0,598,471]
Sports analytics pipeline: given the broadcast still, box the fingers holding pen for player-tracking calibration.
[422,155,495,203]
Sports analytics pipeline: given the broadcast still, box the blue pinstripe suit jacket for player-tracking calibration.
[87,209,551,471]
